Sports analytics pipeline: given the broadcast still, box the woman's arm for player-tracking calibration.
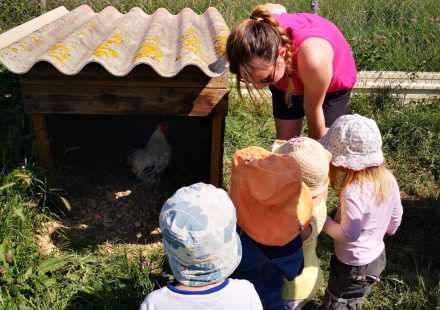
[297,38,333,139]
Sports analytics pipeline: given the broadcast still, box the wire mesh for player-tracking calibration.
[0,0,439,101]
[315,0,440,72]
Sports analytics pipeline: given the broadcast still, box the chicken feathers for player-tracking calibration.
[127,123,171,184]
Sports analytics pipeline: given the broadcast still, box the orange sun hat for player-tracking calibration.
[230,146,313,246]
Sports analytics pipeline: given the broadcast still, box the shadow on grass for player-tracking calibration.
[66,272,170,310]
[387,197,440,270]
[315,196,440,309]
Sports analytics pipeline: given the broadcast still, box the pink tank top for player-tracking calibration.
[273,13,357,94]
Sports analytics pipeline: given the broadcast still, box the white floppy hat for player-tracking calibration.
[272,137,332,196]
[319,114,384,171]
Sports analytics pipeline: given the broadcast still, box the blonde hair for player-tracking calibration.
[226,5,295,109]
[329,165,392,204]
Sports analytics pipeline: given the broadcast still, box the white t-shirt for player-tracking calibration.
[139,278,263,310]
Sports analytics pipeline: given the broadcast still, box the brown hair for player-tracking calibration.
[329,165,392,204]
[226,5,294,109]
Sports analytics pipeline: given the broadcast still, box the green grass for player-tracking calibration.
[1,0,440,309]
[224,91,440,310]
[0,0,439,71]
[320,0,440,71]
[0,166,168,309]
[1,72,439,310]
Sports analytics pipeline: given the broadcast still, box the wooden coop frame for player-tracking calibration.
[19,62,229,186]
[0,6,231,186]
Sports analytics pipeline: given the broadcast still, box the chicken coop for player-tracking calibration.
[0,5,230,189]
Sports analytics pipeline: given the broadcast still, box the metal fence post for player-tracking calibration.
[311,0,319,14]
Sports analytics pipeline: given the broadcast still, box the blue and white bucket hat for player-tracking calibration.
[160,182,242,286]
[319,114,384,171]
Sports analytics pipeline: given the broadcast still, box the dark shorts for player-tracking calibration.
[320,250,386,310]
[270,86,351,128]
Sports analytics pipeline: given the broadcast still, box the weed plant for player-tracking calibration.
[0,0,439,309]
[0,166,167,308]
[0,60,167,310]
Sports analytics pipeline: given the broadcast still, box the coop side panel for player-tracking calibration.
[20,83,228,116]
[20,64,229,117]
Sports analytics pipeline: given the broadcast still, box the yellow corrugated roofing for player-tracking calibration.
[0,5,229,77]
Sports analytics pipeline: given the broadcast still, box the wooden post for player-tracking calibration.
[210,115,223,187]
[435,194,440,220]
[31,113,53,168]
[40,0,46,11]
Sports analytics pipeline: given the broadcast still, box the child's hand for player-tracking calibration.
[322,215,335,236]
[300,224,312,241]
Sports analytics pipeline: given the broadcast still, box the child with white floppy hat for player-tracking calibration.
[318,114,403,309]
[272,137,332,309]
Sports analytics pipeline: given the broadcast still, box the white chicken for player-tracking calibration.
[127,123,172,184]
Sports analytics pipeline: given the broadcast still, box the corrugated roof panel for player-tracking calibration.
[0,5,229,77]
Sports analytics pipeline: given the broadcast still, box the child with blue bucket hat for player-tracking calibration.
[140,182,263,310]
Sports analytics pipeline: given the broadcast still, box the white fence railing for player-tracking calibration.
[354,71,440,102]
[230,71,440,103]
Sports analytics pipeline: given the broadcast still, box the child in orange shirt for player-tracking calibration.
[230,146,313,310]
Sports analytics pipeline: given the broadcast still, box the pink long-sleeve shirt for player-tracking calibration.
[323,173,403,266]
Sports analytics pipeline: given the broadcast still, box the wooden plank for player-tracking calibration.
[189,93,229,116]
[21,84,229,116]
[20,62,229,89]
[211,95,229,117]
[30,114,53,168]
[210,116,224,187]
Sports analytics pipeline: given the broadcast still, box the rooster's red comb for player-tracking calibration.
[156,122,169,134]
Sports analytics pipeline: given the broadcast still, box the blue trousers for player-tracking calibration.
[232,228,304,310]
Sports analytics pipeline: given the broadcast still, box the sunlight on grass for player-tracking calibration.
[0,0,439,308]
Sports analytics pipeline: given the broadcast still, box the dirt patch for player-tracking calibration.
[35,220,65,256]
[48,162,178,252]
[43,114,213,252]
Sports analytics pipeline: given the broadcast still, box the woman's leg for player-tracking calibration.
[274,118,303,140]
[322,90,351,128]
[270,86,304,139]
[271,87,351,139]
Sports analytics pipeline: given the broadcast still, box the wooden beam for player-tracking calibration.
[21,84,229,116]
[20,63,229,89]
[210,116,224,187]
[30,114,53,168]
[189,92,229,116]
